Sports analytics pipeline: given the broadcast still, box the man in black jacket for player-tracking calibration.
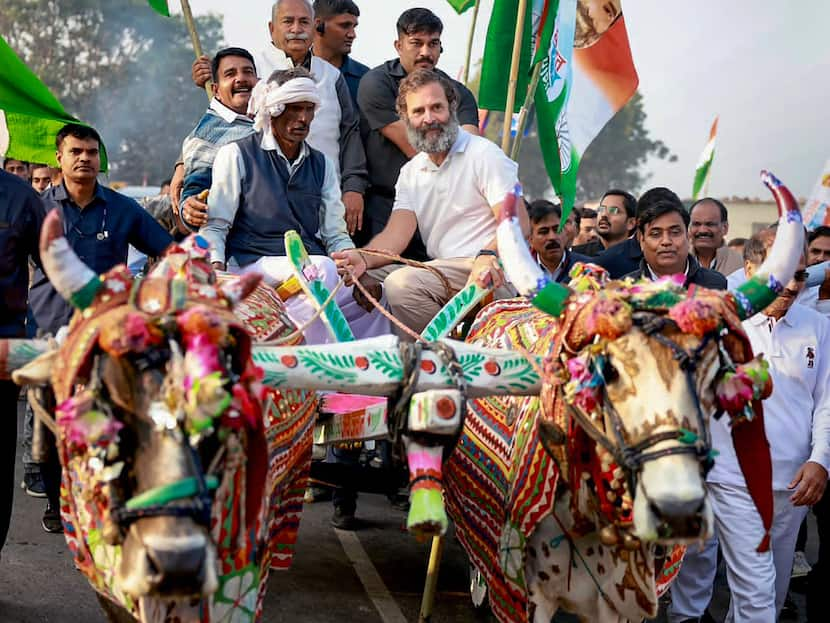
[0,170,42,557]
[623,192,726,290]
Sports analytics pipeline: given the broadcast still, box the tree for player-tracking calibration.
[575,92,677,201]
[0,0,223,183]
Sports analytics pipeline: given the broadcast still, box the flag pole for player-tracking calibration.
[461,0,482,85]
[500,0,529,153]
[510,61,542,161]
[180,0,213,100]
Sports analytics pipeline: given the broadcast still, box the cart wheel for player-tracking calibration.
[469,564,488,610]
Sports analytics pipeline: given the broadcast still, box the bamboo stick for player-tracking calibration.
[180,0,213,100]
[510,60,542,161]
[461,0,482,86]
[500,0,529,153]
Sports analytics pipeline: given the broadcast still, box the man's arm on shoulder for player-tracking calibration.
[357,69,417,158]
[320,154,355,254]
[335,75,368,195]
[200,142,245,265]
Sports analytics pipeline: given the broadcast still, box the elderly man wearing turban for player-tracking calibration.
[201,66,389,344]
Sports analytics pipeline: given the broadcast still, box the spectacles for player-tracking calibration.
[793,270,808,282]
[597,205,623,215]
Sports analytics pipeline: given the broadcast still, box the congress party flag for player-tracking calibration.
[447,0,477,13]
[692,116,719,200]
[480,0,639,221]
[148,0,170,16]
[0,35,107,170]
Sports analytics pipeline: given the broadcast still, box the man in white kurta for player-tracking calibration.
[670,234,830,623]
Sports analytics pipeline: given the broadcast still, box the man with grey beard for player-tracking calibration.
[333,69,527,337]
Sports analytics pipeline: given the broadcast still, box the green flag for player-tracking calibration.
[148,0,170,17]
[478,0,534,113]
[446,0,477,13]
[0,35,107,170]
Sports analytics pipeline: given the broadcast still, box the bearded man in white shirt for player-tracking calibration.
[670,231,830,623]
[332,68,528,337]
[200,67,387,344]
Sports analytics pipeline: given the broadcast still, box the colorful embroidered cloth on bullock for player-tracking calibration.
[52,237,317,622]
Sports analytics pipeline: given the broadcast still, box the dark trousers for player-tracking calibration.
[0,380,20,552]
[807,487,830,621]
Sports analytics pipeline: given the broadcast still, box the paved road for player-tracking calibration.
[0,403,814,622]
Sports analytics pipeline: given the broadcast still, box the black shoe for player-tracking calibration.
[22,473,47,498]
[304,485,333,504]
[41,503,63,534]
[780,593,798,620]
[331,507,359,530]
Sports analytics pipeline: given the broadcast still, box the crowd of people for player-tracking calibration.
[1,1,829,621]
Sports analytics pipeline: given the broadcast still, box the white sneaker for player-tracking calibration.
[791,550,812,578]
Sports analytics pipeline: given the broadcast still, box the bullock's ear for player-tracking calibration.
[221,272,262,308]
[101,356,137,413]
[12,350,58,386]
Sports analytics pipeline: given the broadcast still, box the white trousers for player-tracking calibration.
[669,482,808,623]
[231,255,391,344]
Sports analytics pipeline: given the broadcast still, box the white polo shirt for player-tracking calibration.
[707,303,830,491]
[392,129,518,259]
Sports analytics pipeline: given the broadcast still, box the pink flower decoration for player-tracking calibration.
[715,370,754,414]
[183,333,223,392]
[56,394,122,448]
[668,298,720,336]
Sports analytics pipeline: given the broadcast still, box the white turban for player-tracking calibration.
[247,77,322,133]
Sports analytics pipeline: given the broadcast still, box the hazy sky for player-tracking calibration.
[189,0,830,199]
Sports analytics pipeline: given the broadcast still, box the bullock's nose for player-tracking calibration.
[145,543,207,595]
[650,497,705,539]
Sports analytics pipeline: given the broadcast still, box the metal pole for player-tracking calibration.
[510,61,542,161]
[180,0,213,100]
[500,0,529,153]
[417,536,444,623]
[462,0,482,86]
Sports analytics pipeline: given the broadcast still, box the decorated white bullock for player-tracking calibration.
[12,210,317,622]
[230,171,802,622]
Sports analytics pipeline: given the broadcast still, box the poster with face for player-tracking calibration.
[574,0,622,48]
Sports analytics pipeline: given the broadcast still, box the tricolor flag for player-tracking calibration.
[148,0,170,17]
[446,0,477,14]
[692,116,719,200]
[0,35,107,170]
[480,0,639,222]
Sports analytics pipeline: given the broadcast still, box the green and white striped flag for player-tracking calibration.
[692,116,719,200]
[0,35,107,170]
[148,0,170,17]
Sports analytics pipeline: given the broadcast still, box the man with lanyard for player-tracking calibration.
[334,69,526,337]
[29,124,172,533]
[0,170,41,558]
[200,67,388,345]
[192,0,367,239]
[312,0,368,107]
[527,200,591,283]
[179,47,257,233]
[355,8,480,256]
[622,191,726,289]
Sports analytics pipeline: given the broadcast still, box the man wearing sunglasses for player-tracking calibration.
[670,230,830,623]
[573,188,635,257]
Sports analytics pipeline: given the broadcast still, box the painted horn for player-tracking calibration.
[495,185,571,316]
[39,209,103,309]
[729,170,804,319]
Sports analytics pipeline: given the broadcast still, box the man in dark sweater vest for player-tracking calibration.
[201,66,388,344]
